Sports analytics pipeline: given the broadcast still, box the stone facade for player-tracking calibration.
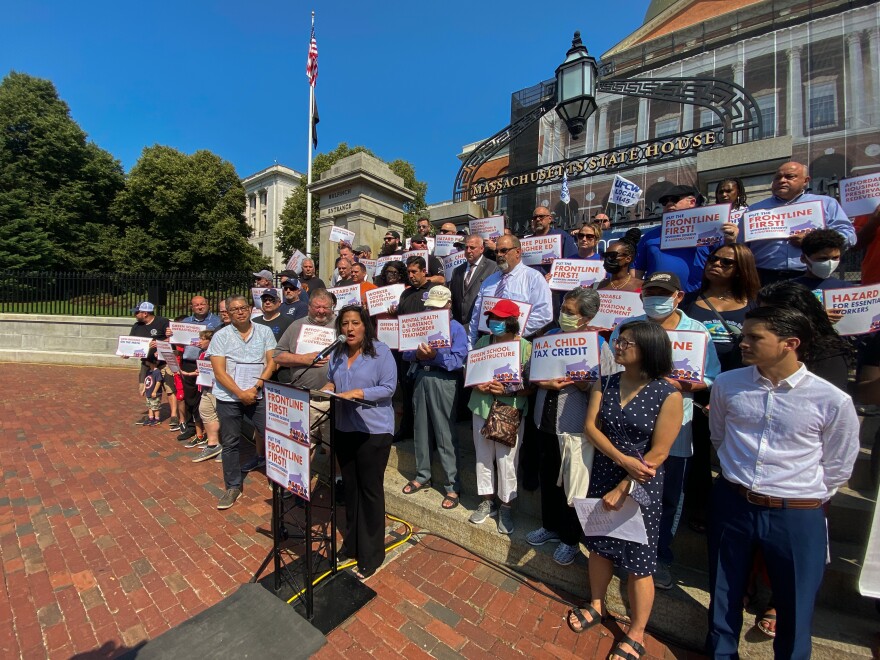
[242,164,303,272]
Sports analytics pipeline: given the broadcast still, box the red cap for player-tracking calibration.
[485,299,520,318]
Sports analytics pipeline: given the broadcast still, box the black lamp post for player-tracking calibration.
[554,31,599,139]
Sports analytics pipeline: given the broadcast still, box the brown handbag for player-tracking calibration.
[481,398,521,447]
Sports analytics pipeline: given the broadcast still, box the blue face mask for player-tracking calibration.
[488,319,508,336]
[642,295,677,319]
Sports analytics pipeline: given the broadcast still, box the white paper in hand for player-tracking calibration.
[573,496,648,545]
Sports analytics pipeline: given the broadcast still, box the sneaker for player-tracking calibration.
[144,419,159,427]
[241,456,266,473]
[654,563,674,590]
[497,506,514,535]
[526,527,561,546]
[167,417,181,431]
[134,416,149,425]
[215,450,223,462]
[192,445,222,463]
[216,488,241,510]
[176,426,196,441]
[553,542,580,566]
[469,500,498,524]
[184,435,207,449]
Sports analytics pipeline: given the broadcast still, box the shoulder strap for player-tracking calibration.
[698,294,740,337]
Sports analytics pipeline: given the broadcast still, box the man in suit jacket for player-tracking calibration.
[451,234,499,334]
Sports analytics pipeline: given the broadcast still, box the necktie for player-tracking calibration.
[464,264,474,289]
[495,273,511,299]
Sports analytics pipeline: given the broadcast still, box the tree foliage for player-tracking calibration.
[0,72,125,270]
[110,146,268,273]
[277,143,428,261]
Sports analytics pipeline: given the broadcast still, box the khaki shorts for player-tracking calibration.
[199,391,219,424]
[160,366,177,395]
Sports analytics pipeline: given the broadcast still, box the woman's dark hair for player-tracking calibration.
[699,243,761,302]
[715,177,748,208]
[756,280,854,365]
[333,304,378,358]
[378,260,407,286]
[488,313,520,336]
[800,228,846,257]
[607,227,641,260]
[744,306,814,358]
[616,320,673,379]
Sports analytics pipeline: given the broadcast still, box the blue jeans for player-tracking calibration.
[216,398,266,490]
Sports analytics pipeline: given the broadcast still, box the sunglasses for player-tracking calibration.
[707,254,736,267]
[577,233,597,240]
[600,251,621,259]
[383,237,396,242]
[532,214,551,220]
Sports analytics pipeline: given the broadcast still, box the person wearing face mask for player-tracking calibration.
[526,288,619,565]
[790,228,849,294]
[596,231,643,293]
[609,271,720,591]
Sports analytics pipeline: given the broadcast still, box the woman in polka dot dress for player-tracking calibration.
[566,321,683,660]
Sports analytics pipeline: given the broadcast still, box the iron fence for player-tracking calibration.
[0,271,259,318]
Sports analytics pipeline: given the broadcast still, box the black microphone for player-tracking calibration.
[313,334,346,363]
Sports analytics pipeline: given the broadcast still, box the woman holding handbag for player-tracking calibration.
[467,299,533,535]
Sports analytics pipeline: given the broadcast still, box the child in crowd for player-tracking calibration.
[141,352,164,426]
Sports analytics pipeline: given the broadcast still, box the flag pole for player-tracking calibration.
[305,11,315,259]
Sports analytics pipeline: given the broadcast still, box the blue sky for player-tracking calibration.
[3,1,650,203]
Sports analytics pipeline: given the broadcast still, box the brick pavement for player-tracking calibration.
[0,363,700,659]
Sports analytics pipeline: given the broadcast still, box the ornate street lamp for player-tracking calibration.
[554,31,598,139]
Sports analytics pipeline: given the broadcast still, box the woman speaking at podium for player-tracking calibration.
[323,304,397,580]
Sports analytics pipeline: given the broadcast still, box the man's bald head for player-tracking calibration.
[772,161,811,201]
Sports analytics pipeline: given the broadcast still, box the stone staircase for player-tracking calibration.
[381,419,879,658]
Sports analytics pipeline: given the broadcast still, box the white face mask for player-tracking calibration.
[805,256,840,280]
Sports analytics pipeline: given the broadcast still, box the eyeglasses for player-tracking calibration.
[614,338,636,350]
[228,307,250,314]
[532,214,551,220]
[383,237,395,242]
[707,254,736,268]
[577,233,597,240]
[496,247,519,255]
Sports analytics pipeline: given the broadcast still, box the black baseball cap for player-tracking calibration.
[658,185,704,206]
[643,271,682,293]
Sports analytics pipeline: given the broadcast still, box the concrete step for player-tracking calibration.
[847,447,875,493]
[829,485,877,545]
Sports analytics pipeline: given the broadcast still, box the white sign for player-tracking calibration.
[823,284,880,336]
[251,287,274,311]
[667,330,708,383]
[168,321,205,346]
[377,319,400,349]
[591,291,645,330]
[328,226,356,245]
[548,259,606,290]
[406,237,435,253]
[609,174,643,207]
[530,332,601,382]
[196,359,215,387]
[840,172,880,217]
[469,215,505,239]
[464,340,522,387]
[573,497,648,545]
[376,254,403,270]
[477,297,532,334]
[286,249,306,273]
[327,284,361,311]
[743,201,826,241]
[116,336,152,358]
[263,382,311,499]
[358,258,377,280]
[398,310,452,352]
[442,251,466,282]
[154,341,180,373]
[434,235,460,257]
[365,284,405,316]
[660,204,732,249]
[402,249,430,264]
[520,234,562,266]
[294,324,337,354]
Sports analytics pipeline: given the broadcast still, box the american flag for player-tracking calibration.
[306,25,318,86]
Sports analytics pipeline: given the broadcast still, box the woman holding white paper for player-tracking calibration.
[567,321,682,660]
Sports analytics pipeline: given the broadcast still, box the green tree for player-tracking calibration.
[111,145,267,273]
[0,71,125,270]
[277,143,428,261]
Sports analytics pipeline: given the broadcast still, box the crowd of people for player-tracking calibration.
[123,161,880,659]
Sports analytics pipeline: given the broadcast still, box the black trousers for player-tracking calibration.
[216,399,265,490]
[180,373,201,426]
[393,351,414,438]
[537,429,582,545]
[336,430,393,573]
[685,404,713,525]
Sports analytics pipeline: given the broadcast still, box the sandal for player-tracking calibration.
[351,565,375,580]
[756,611,776,638]
[402,480,430,495]
[441,493,460,510]
[566,602,605,634]
[608,634,646,660]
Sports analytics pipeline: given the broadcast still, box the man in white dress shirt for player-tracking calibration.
[707,306,859,660]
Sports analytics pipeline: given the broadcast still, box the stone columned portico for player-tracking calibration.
[311,153,415,282]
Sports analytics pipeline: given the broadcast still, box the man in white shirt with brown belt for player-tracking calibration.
[707,306,859,660]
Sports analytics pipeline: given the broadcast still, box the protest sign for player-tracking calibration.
[548,259,606,290]
[477,297,532,334]
[464,340,521,387]
[730,206,747,223]
[358,258,377,279]
[574,497,648,545]
[840,172,880,218]
[406,237,435,253]
[265,382,311,444]
[591,291,645,330]
[168,321,205,346]
[402,249,430,264]
[667,330,708,383]
[328,226,355,244]
[434,234,459,257]
[469,215,504,239]
[442,251,466,282]
[823,284,880,336]
[294,324,337,354]
[265,429,311,500]
[251,287,274,311]
[609,174,642,207]
[743,200,825,242]
[530,331,601,381]
[377,319,399,349]
[365,284,405,316]
[327,284,361,311]
[286,249,306,273]
[155,341,180,373]
[196,359,215,387]
[520,234,562,266]
[398,310,452,351]
[376,255,402,270]
[660,204,732,249]
[264,381,312,500]
[116,336,152,358]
